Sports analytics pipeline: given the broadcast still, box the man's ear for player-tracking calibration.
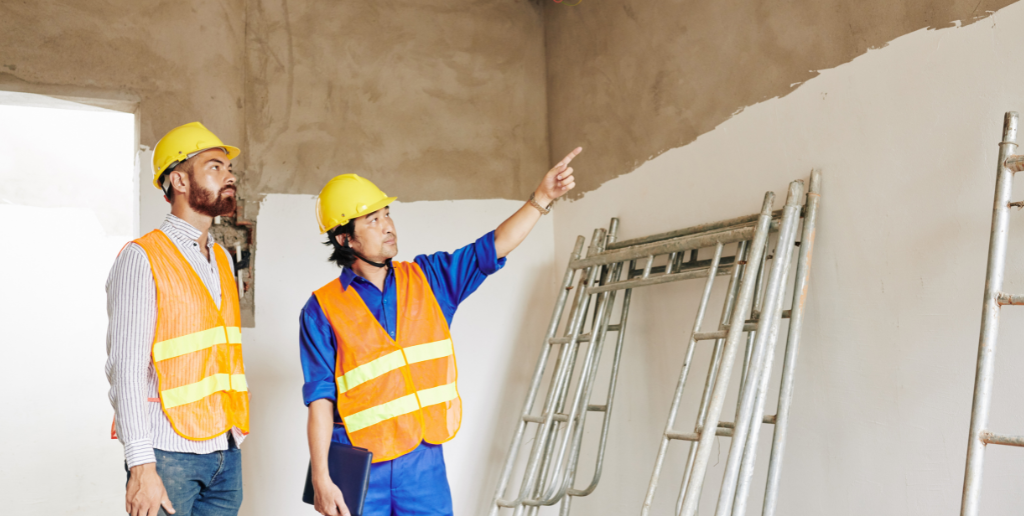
[170,169,189,196]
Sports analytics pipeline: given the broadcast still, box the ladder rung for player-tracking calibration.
[742,310,791,325]
[1005,154,1024,172]
[667,427,734,441]
[716,415,777,429]
[627,256,738,279]
[524,413,569,424]
[981,431,1024,447]
[549,333,591,345]
[997,292,1024,306]
[607,324,621,332]
[586,265,732,295]
[693,323,758,341]
[587,404,607,412]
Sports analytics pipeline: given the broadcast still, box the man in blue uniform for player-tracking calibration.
[300,147,581,516]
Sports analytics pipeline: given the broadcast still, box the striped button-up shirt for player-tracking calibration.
[105,214,247,468]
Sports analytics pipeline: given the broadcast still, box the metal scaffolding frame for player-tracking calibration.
[960,111,1024,516]
[488,171,821,515]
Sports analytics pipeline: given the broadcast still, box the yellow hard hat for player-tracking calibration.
[151,122,241,190]
[316,174,397,233]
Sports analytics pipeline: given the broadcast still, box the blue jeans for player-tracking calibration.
[126,443,243,516]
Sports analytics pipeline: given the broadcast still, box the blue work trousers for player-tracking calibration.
[363,442,454,516]
[125,443,243,516]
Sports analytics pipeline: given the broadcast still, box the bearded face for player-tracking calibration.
[187,168,237,217]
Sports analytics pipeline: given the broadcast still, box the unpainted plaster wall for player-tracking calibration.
[0,0,547,203]
[0,0,246,165]
[543,0,1018,196]
[245,0,549,201]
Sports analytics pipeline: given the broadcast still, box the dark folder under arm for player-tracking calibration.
[302,442,373,516]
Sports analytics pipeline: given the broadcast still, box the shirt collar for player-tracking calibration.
[339,267,358,290]
[160,213,214,250]
[339,264,393,291]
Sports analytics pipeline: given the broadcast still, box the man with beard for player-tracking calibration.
[106,122,249,516]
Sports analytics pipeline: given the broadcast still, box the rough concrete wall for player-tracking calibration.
[0,0,247,165]
[0,0,546,203]
[544,0,1018,196]
[245,0,549,202]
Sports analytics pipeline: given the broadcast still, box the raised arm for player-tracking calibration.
[494,147,581,258]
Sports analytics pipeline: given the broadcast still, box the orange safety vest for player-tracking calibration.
[131,229,250,440]
[314,261,461,462]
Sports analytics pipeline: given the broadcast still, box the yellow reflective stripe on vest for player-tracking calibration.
[231,374,248,392]
[337,339,454,394]
[153,327,237,362]
[161,373,248,409]
[416,381,458,407]
[338,350,407,394]
[343,393,421,433]
[403,339,453,364]
[342,381,458,433]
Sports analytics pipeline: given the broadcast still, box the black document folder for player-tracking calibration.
[302,442,373,516]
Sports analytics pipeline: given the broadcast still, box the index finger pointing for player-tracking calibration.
[557,147,583,168]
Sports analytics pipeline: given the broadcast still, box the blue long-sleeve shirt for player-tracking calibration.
[299,231,506,444]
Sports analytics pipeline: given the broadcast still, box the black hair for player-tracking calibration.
[324,221,358,268]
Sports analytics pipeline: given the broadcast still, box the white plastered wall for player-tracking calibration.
[238,195,557,515]
[547,4,1024,515]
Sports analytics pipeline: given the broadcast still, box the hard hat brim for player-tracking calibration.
[319,195,397,234]
[151,145,242,190]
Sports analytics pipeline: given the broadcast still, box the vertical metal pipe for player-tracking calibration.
[730,186,804,516]
[490,236,586,515]
[677,191,776,516]
[555,265,624,501]
[713,182,804,516]
[558,217,627,499]
[738,243,769,421]
[532,258,621,505]
[568,283,634,497]
[520,231,609,508]
[535,264,615,506]
[503,233,600,514]
[675,241,750,516]
[961,112,1019,516]
[761,169,821,516]
[517,230,607,509]
[641,243,726,516]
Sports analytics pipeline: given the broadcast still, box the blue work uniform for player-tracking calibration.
[299,231,506,516]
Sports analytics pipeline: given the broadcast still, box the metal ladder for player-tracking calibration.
[960,111,1024,516]
[488,171,820,515]
[642,173,820,516]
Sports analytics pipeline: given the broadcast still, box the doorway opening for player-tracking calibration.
[0,90,137,514]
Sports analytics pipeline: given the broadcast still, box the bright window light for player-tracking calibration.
[0,91,136,514]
